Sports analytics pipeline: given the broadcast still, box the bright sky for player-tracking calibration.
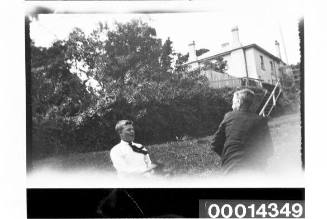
[29,0,303,65]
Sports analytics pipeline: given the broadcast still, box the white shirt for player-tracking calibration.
[110,140,153,177]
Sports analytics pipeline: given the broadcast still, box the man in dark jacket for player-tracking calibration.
[212,89,273,174]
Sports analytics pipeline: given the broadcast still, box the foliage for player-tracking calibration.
[30,39,95,159]
[173,52,189,73]
[201,56,228,73]
[272,72,300,116]
[160,37,174,73]
[30,19,235,160]
[31,40,93,119]
[196,48,209,57]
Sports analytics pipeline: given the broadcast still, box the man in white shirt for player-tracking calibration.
[110,120,157,178]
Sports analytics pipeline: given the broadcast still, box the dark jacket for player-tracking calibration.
[212,110,273,174]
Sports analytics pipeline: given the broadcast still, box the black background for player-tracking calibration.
[27,188,304,218]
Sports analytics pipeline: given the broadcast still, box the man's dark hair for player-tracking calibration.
[115,120,133,134]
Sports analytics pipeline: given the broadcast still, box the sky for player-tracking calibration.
[29,0,303,65]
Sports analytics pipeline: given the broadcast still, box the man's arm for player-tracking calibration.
[144,154,158,172]
[110,149,147,174]
[110,148,155,174]
[211,115,228,156]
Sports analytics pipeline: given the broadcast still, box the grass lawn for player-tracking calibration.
[32,112,302,176]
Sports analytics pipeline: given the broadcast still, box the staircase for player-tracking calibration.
[256,81,282,117]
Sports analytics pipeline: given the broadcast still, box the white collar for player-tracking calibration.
[120,140,134,145]
[120,140,144,149]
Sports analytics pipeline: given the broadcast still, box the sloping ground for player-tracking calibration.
[31,113,302,176]
[148,137,221,176]
[266,113,302,173]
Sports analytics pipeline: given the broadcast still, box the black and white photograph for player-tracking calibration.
[7,0,327,218]
[26,0,304,188]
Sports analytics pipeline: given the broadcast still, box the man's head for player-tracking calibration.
[232,88,255,111]
[115,120,135,142]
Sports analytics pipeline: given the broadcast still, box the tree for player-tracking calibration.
[201,56,227,73]
[31,39,96,158]
[65,20,171,103]
[173,52,189,73]
[196,48,209,57]
[102,20,162,85]
[160,37,173,74]
[31,40,93,120]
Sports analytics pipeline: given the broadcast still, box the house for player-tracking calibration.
[186,26,287,88]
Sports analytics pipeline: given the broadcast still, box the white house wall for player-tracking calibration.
[244,48,259,79]
[252,49,278,84]
[193,46,284,86]
[221,48,258,80]
[228,49,247,78]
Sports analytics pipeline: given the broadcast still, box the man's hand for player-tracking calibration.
[143,163,158,173]
[148,163,158,170]
[153,162,174,176]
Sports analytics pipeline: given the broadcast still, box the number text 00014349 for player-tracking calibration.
[199,200,304,218]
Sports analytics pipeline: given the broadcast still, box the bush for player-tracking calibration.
[31,86,235,159]
[271,74,301,117]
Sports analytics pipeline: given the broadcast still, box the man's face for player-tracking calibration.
[120,124,135,142]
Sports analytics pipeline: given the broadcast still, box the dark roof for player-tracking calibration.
[187,43,285,65]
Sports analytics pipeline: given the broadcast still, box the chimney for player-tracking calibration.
[188,41,197,62]
[275,40,282,59]
[231,26,242,48]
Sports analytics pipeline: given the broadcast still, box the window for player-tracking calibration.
[270,61,274,72]
[260,55,265,70]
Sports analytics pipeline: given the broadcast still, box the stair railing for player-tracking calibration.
[259,80,282,117]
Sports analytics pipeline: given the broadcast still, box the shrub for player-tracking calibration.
[31,86,235,159]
